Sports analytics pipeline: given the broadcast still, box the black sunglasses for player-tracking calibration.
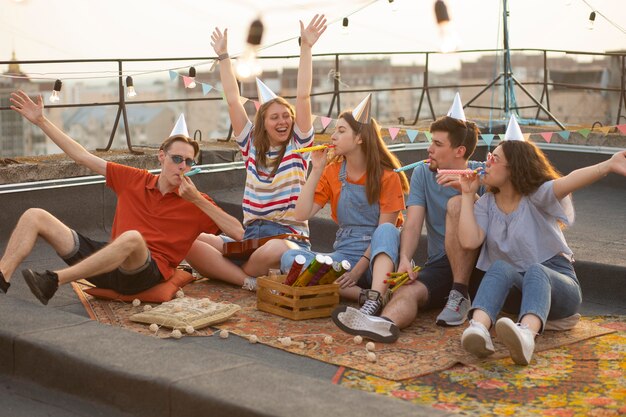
[166,152,195,167]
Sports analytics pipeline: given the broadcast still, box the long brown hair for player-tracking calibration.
[332,112,409,204]
[492,140,561,195]
[253,97,295,176]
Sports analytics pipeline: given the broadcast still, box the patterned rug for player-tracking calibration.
[334,316,626,416]
[72,279,615,381]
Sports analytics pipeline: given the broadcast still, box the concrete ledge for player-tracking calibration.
[0,297,450,417]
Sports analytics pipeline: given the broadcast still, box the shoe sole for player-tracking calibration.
[22,270,49,305]
[436,317,467,327]
[461,332,495,358]
[331,306,399,343]
[496,319,531,365]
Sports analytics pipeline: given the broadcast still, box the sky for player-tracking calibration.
[1,0,625,82]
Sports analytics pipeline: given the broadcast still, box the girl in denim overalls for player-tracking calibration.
[281,103,409,315]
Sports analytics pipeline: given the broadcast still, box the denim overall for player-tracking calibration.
[281,161,400,288]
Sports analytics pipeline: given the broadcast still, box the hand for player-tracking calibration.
[397,258,419,281]
[178,176,202,203]
[310,148,328,172]
[10,90,44,126]
[436,172,462,192]
[299,14,327,48]
[608,150,626,177]
[335,270,358,289]
[459,171,481,194]
[210,27,228,56]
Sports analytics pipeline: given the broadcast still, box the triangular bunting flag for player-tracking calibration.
[600,126,612,135]
[523,133,531,141]
[311,115,318,125]
[578,128,591,138]
[239,96,249,105]
[169,70,178,81]
[202,83,213,96]
[253,101,261,111]
[540,132,553,143]
[183,76,194,88]
[617,124,626,135]
[481,134,495,146]
[406,130,418,143]
[320,116,332,129]
[388,127,400,141]
[557,131,571,140]
[424,131,433,142]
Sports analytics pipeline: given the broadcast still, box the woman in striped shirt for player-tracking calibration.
[185,15,327,290]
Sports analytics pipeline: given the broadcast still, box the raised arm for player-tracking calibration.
[211,28,249,136]
[294,149,327,221]
[295,14,327,133]
[457,174,485,250]
[552,150,626,200]
[10,90,106,176]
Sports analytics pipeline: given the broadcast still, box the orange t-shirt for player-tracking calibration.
[313,161,405,227]
[106,162,220,280]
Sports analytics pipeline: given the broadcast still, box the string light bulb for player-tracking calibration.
[434,0,457,53]
[342,17,349,35]
[235,18,264,81]
[588,11,596,30]
[187,67,197,88]
[126,76,137,98]
[388,0,398,12]
[49,79,62,103]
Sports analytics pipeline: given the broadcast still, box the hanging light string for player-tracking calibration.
[580,0,626,35]
[0,0,379,83]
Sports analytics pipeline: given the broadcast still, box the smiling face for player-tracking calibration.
[331,117,361,156]
[263,101,294,146]
[158,140,196,188]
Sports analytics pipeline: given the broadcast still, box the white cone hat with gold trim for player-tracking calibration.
[446,92,466,121]
[503,114,524,141]
[170,114,190,137]
[256,78,278,104]
[352,94,372,124]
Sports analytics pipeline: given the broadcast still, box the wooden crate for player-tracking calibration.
[256,275,340,320]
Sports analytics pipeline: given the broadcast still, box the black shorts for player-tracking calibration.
[62,230,164,295]
[418,254,484,310]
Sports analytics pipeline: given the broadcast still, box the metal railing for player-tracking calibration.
[1,48,625,153]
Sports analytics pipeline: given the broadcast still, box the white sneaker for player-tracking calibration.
[496,317,536,366]
[242,277,257,291]
[461,320,495,358]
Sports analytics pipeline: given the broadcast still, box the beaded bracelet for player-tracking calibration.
[218,53,230,61]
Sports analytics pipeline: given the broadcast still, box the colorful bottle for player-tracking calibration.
[307,256,333,286]
[283,255,306,285]
[292,254,325,287]
[318,260,351,285]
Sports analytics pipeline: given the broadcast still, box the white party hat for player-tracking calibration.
[170,114,189,137]
[503,114,524,141]
[352,94,372,124]
[256,78,278,104]
[446,92,466,121]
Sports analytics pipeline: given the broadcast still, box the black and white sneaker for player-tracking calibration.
[331,306,400,343]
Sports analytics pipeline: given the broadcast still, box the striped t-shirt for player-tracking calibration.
[235,121,314,237]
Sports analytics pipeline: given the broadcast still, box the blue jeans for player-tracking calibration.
[470,255,582,333]
[280,223,400,288]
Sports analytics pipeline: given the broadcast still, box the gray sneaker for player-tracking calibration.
[331,306,399,343]
[436,289,471,327]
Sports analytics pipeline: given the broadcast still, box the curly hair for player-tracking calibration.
[330,112,409,204]
[253,97,295,176]
[492,140,561,195]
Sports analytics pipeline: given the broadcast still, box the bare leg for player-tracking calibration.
[520,313,542,334]
[196,233,224,252]
[471,309,492,329]
[445,196,479,287]
[186,239,248,285]
[0,208,75,282]
[55,230,149,285]
[242,239,300,277]
[380,281,429,329]
[371,253,393,295]
[339,286,360,301]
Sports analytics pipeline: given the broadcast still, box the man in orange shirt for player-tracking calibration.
[0,91,243,303]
